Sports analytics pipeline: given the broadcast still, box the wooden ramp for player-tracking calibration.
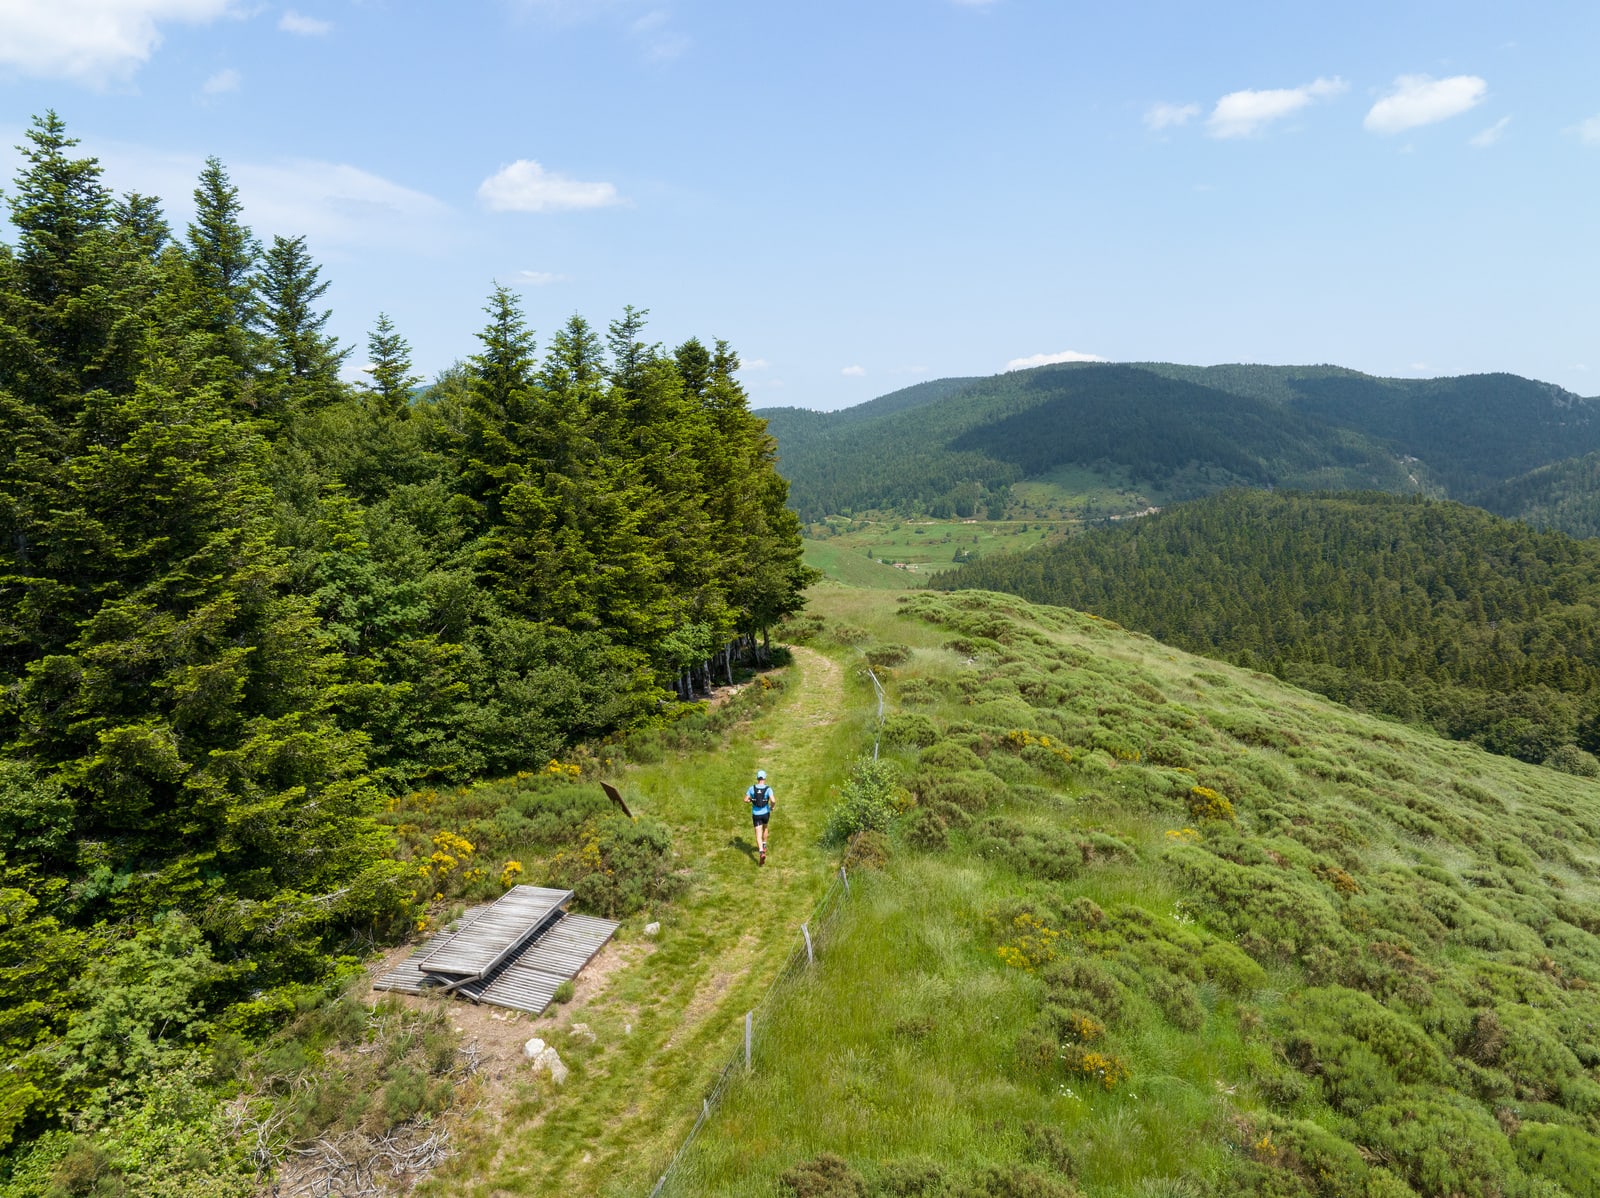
[456,913,620,1014]
[373,887,620,1016]
[418,884,570,984]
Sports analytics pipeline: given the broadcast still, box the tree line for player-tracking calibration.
[938,489,1600,765]
[0,112,808,1152]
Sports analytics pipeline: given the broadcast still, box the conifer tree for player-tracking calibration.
[255,233,347,416]
[185,156,260,388]
[360,311,421,419]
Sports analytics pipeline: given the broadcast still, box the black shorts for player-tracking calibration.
[752,811,770,827]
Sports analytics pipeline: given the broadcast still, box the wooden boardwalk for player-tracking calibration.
[373,886,620,1016]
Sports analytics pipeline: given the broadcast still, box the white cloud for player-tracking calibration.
[841,365,866,377]
[279,9,332,35]
[1364,74,1486,135]
[1145,102,1200,131]
[510,269,568,285]
[1470,116,1510,148]
[1005,350,1107,372]
[478,159,621,213]
[951,0,1001,6]
[1207,76,1346,139]
[740,358,770,370]
[201,66,240,95]
[0,0,236,86]
[1577,114,1600,145]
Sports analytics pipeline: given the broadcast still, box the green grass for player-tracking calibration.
[660,587,1600,1197]
[803,517,1069,587]
[1009,462,1169,521]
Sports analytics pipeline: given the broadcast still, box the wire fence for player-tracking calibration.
[646,865,854,1197]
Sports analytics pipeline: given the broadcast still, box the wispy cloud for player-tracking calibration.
[841,365,866,377]
[510,269,569,285]
[0,0,236,87]
[1207,76,1346,139]
[1364,75,1486,135]
[201,67,240,95]
[1576,114,1600,145]
[1470,116,1510,148]
[1005,350,1106,371]
[478,159,622,213]
[740,358,770,370]
[1145,102,1200,131]
[950,0,1001,7]
[279,9,332,35]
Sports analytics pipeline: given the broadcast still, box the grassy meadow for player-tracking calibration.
[662,586,1600,1197]
[802,519,1067,588]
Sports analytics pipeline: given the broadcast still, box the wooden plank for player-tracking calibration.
[372,905,491,994]
[600,782,633,818]
[416,885,571,980]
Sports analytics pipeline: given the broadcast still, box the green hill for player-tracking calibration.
[763,362,1600,521]
[665,587,1600,1197]
[1476,452,1600,540]
[936,489,1600,766]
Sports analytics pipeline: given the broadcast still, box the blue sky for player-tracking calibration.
[3,1,1598,410]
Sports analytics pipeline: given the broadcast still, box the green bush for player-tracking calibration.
[920,770,1008,813]
[1200,942,1267,995]
[1356,1092,1520,1198]
[867,643,914,667]
[549,815,685,918]
[1278,988,1445,1113]
[1516,1123,1600,1197]
[1542,744,1600,777]
[883,713,940,749]
[780,1153,867,1197]
[903,808,950,853]
[972,817,1083,882]
[825,758,902,845]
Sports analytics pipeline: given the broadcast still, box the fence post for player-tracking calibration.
[802,921,814,966]
[744,1010,753,1072]
[840,865,849,897]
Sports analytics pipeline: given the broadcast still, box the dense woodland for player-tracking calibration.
[763,360,1600,523]
[940,490,1600,766]
[0,113,807,1177]
[1476,451,1600,540]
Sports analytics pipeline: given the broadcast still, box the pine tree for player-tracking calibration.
[360,311,421,419]
[255,233,347,417]
[184,156,260,391]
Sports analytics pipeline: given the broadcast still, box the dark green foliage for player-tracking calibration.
[825,758,902,844]
[1515,1123,1600,1197]
[883,713,939,748]
[780,1153,868,1197]
[941,490,1600,764]
[1478,450,1600,540]
[903,807,950,852]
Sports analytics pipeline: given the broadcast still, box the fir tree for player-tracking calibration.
[255,233,347,417]
[360,311,421,419]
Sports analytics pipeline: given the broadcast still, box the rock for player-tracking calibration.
[643,921,661,938]
[537,1046,569,1085]
[569,1022,596,1044]
[523,1037,546,1060]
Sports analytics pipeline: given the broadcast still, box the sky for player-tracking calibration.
[1,1,1598,411]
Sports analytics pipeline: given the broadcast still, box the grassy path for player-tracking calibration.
[431,646,866,1198]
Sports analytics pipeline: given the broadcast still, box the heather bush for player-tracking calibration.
[883,713,940,749]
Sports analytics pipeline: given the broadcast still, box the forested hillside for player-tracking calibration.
[1476,452,1600,540]
[765,361,1600,521]
[938,490,1600,766]
[0,113,807,1184]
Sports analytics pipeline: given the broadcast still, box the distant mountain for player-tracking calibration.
[760,362,1600,520]
[935,489,1600,763]
[1474,451,1600,540]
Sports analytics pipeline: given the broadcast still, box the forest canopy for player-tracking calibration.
[937,490,1600,767]
[0,112,808,1158]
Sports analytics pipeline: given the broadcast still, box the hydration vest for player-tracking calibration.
[750,784,772,814]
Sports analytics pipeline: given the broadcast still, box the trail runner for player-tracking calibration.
[746,769,775,865]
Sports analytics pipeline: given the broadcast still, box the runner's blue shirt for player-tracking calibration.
[747,783,773,816]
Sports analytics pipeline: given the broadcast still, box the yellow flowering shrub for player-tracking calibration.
[996,912,1065,972]
[1063,1047,1131,1091]
[1187,785,1235,822]
[500,860,524,888]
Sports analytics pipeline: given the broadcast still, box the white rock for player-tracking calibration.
[538,1046,569,1085]
[523,1037,546,1060]
[569,1022,596,1044]
[643,921,661,938]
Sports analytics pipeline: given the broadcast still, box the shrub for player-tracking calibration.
[898,677,954,705]
[973,817,1082,882]
[1357,1092,1520,1198]
[780,1153,868,1197]
[552,979,576,1005]
[1516,1123,1600,1197]
[876,1159,951,1196]
[964,1166,1081,1198]
[920,770,1008,813]
[903,808,949,853]
[1187,785,1235,822]
[1543,744,1600,777]
[843,830,890,871]
[921,741,985,771]
[883,713,939,749]
[1200,942,1267,995]
[867,643,914,667]
[549,815,685,918]
[825,757,902,844]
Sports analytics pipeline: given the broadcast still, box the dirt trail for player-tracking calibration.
[434,645,854,1198]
